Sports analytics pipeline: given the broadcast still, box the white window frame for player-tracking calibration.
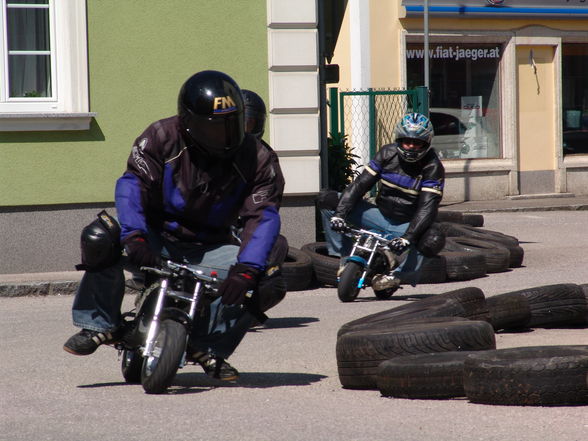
[0,0,94,130]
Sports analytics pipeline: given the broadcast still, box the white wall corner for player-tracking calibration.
[269,114,320,153]
[280,156,321,195]
[268,29,318,69]
[268,71,319,111]
[267,0,317,27]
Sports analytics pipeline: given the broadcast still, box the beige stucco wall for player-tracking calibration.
[370,1,403,88]
[517,45,556,172]
[331,4,351,91]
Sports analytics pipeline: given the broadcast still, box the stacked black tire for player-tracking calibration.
[281,247,314,292]
[299,210,525,289]
[336,283,588,406]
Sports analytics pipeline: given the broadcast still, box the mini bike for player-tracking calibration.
[337,226,401,302]
[117,260,221,394]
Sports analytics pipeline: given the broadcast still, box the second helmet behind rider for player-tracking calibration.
[242,89,267,140]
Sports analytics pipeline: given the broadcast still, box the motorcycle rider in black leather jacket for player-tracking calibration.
[323,113,445,294]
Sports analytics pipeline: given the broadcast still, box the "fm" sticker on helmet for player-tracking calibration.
[213,96,237,114]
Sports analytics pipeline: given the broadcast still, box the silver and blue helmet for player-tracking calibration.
[394,113,435,162]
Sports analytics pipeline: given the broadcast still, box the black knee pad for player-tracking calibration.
[416,222,446,257]
[77,210,122,271]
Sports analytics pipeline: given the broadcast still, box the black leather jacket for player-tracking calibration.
[335,143,445,243]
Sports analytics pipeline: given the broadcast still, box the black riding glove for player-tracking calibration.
[389,237,411,254]
[123,236,161,268]
[330,216,347,233]
[218,263,260,305]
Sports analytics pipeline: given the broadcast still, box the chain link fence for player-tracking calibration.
[329,87,428,169]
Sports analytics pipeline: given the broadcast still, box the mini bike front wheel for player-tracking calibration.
[141,319,187,394]
[337,261,363,303]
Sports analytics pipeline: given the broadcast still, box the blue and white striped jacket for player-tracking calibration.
[335,143,444,243]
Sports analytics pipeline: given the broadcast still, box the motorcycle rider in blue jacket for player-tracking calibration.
[63,71,284,381]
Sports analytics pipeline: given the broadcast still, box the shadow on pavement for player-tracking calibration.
[254,316,319,330]
[78,372,328,394]
[171,371,328,393]
[352,293,436,302]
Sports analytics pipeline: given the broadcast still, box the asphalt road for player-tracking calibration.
[2,211,588,441]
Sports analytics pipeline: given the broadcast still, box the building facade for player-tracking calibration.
[331,0,588,202]
[0,0,322,274]
[4,0,587,274]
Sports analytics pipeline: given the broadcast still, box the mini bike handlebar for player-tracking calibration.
[340,225,394,247]
[140,260,220,284]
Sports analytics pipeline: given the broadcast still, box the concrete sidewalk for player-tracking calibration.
[2,192,588,294]
[0,271,83,297]
[440,192,588,212]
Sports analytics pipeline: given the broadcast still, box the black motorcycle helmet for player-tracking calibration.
[178,70,245,158]
[242,89,267,139]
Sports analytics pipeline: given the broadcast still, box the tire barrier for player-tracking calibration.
[436,210,483,227]
[300,242,339,287]
[440,222,519,246]
[377,351,481,399]
[438,250,487,281]
[281,247,314,292]
[417,255,447,284]
[337,284,588,405]
[435,210,465,224]
[498,283,588,328]
[462,213,484,227]
[485,292,531,331]
[441,222,524,268]
[338,287,489,337]
[463,346,588,406]
[336,319,496,389]
[443,237,510,274]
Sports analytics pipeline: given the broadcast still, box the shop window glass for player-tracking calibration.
[406,43,502,160]
[562,43,588,156]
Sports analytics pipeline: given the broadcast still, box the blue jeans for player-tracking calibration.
[320,199,424,285]
[71,235,251,359]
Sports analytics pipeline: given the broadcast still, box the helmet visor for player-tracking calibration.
[397,138,431,162]
[182,111,244,156]
[245,109,266,139]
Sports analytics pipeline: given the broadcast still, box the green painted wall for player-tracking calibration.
[0,0,268,206]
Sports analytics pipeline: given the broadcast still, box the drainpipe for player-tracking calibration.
[318,0,329,189]
[424,0,430,90]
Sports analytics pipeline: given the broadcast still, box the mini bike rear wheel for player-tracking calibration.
[121,349,143,384]
[141,319,187,394]
[337,261,363,303]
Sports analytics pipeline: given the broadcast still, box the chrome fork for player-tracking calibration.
[142,277,170,357]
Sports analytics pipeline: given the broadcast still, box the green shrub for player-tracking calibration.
[327,132,360,192]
